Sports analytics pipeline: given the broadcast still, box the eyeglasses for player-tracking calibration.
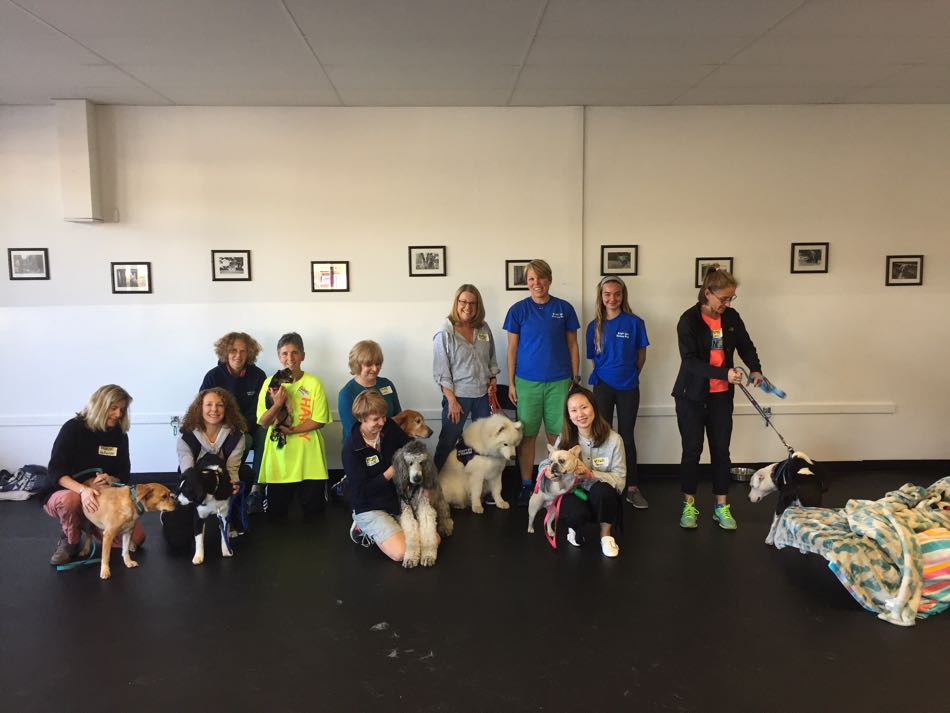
[711,291,737,304]
[457,299,477,306]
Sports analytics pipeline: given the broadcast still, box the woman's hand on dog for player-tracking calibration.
[79,486,100,514]
[269,386,288,407]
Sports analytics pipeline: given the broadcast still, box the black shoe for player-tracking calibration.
[516,485,532,507]
[245,490,264,515]
[50,537,79,566]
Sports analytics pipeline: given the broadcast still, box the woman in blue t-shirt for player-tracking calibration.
[586,276,650,509]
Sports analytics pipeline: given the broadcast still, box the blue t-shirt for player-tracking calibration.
[337,377,401,446]
[503,296,580,382]
[586,312,650,391]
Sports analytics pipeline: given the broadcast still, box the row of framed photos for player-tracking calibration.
[7,244,926,291]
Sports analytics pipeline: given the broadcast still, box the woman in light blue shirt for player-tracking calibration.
[432,284,499,469]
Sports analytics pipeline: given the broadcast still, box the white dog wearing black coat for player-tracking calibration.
[391,440,453,568]
[749,450,827,545]
[438,414,523,514]
[527,445,582,535]
[176,453,234,565]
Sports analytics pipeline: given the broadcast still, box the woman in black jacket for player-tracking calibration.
[672,266,762,531]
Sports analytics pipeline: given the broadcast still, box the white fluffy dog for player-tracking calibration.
[438,414,523,514]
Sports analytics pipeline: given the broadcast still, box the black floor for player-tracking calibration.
[1,469,947,713]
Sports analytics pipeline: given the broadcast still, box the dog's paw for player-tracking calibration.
[420,554,437,567]
[471,503,485,514]
[403,556,419,569]
[100,569,111,580]
[527,525,535,534]
[192,554,204,565]
[438,521,454,537]
[495,498,510,510]
[125,559,139,569]
[222,549,233,558]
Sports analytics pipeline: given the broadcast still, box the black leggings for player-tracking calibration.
[592,382,640,488]
[557,482,622,536]
[675,392,733,496]
[263,480,328,518]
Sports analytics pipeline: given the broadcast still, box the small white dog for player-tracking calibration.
[527,445,583,535]
[438,414,523,513]
[749,450,827,545]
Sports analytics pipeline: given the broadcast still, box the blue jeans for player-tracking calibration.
[434,394,492,470]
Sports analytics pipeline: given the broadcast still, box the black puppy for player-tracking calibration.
[265,368,294,448]
[177,452,234,565]
[749,450,828,544]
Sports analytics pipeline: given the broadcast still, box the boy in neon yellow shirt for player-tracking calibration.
[257,332,332,517]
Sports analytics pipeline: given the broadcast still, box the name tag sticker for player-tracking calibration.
[99,446,118,457]
[365,455,380,467]
[592,457,607,468]
[379,386,393,395]
[477,333,490,341]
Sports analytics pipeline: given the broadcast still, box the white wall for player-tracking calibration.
[1,104,947,473]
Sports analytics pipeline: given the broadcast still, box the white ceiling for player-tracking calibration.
[2,0,949,107]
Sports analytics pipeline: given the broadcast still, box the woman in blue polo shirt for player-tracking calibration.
[503,259,580,506]
[587,276,650,509]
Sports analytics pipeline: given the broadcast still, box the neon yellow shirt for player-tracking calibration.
[256,371,332,483]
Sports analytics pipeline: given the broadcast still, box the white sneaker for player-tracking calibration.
[566,527,581,547]
[600,535,620,558]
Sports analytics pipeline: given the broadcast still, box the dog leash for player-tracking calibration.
[734,367,794,454]
[55,540,101,572]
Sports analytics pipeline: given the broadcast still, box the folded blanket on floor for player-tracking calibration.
[770,477,950,626]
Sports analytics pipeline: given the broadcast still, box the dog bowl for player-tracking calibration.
[730,467,755,483]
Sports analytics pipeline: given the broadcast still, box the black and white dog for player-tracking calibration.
[177,453,234,565]
[749,450,827,544]
[265,368,294,448]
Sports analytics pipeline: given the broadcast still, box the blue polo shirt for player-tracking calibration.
[503,296,579,382]
[586,312,650,391]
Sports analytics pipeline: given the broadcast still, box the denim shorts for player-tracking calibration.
[353,510,401,544]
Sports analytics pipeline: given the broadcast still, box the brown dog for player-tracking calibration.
[81,482,177,579]
[393,410,433,439]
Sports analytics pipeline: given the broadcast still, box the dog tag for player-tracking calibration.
[98,446,118,457]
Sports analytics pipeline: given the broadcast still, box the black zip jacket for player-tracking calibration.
[342,418,410,516]
[671,303,761,403]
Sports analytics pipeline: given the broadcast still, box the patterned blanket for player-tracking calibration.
[770,476,950,626]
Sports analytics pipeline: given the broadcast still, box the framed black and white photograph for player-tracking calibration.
[505,259,531,291]
[211,250,251,281]
[790,242,829,273]
[311,261,349,292]
[885,255,924,286]
[408,245,446,277]
[695,257,734,288]
[111,262,152,294]
[600,244,638,276]
[8,248,49,280]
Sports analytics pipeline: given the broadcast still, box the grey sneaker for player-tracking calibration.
[0,470,31,501]
[625,489,649,509]
[50,537,79,565]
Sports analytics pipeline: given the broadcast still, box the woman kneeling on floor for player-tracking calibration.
[44,384,142,565]
[538,385,624,557]
[342,391,411,562]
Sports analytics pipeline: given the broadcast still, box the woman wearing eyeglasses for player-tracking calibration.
[432,284,500,469]
[672,265,762,531]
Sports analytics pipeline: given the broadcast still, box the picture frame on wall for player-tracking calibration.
[790,242,829,273]
[8,248,49,280]
[408,246,446,277]
[111,262,152,294]
[600,244,638,276]
[505,259,531,291]
[311,261,350,292]
[211,250,251,281]
[885,255,924,286]
[695,257,733,288]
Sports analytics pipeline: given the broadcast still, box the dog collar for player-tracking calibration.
[128,484,146,516]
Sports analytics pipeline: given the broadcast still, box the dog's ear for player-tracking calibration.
[546,443,556,455]
[513,421,523,432]
[421,454,439,489]
[137,483,168,508]
[568,445,582,458]
[392,412,407,428]
[184,468,207,502]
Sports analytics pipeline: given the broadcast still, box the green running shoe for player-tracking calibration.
[679,500,699,529]
[713,503,738,530]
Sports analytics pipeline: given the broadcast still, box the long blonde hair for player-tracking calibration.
[593,276,633,354]
[447,284,487,328]
[78,384,132,432]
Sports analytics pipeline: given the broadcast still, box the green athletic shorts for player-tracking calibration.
[515,376,571,437]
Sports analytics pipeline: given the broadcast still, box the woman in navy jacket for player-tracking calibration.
[672,265,762,531]
[342,390,410,562]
